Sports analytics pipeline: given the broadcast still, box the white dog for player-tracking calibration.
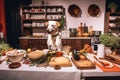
[46,21,62,51]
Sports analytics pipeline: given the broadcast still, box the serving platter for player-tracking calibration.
[71,55,96,69]
[96,59,113,68]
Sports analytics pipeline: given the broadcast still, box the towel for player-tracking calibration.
[94,61,120,72]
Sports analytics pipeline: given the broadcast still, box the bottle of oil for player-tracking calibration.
[83,23,88,33]
[72,49,80,60]
[77,22,82,37]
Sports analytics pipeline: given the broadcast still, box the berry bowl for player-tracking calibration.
[6,49,26,63]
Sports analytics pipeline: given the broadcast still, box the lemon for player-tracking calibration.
[27,48,32,53]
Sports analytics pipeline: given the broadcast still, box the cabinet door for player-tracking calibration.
[62,39,75,50]
[19,39,28,49]
[27,39,38,49]
[75,39,82,50]
[38,39,47,49]
[82,39,91,48]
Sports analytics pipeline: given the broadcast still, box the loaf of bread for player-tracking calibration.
[49,56,72,67]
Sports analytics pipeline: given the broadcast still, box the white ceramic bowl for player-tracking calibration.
[43,49,49,55]
[6,49,26,63]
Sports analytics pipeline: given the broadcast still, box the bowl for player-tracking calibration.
[93,31,101,37]
[27,50,44,61]
[6,49,26,63]
[82,33,89,37]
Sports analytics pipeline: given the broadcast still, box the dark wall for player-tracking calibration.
[106,0,120,12]
[4,0,31,48]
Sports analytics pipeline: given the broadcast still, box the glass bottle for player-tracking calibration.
[72,49,80,60]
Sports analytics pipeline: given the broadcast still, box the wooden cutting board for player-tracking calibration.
[49,56,72,67]
[71,57,96,69]
[105,54,120,65]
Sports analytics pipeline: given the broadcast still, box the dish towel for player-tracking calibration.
[94,61,120,72]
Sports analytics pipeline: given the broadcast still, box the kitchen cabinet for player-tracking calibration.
[19,38,91,51]
[75,39,91,50]
[105,12,120,36]
[20,5,65,36]
[62,39,75,50]
[19,39,47,50]
[62,39,91,50]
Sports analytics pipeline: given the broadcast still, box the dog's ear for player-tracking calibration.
[56,22,60,27]
[45,21,48,26]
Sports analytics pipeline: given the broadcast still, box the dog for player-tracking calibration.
[46,21,62,51]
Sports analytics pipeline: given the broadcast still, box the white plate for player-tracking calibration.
[96,59,113,68]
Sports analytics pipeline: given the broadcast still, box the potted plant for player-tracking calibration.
[59,15,65,30]
[99,34,120,56]
[99,34,119,47]
[108,2,118,12]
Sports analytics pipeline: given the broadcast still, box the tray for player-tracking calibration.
[71,57,96,69]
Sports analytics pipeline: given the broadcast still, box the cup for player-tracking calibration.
[43,49,49,55]
[97,44,105,58]
[62,46,71,55]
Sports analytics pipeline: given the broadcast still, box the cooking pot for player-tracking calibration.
[93,31,101,37]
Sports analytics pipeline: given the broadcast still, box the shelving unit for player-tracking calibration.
[105,12,120,37]
[20,5,65,36]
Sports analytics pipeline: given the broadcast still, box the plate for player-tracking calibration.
[96,59,113,68]
[88,4,101,17]
[68,4,82,18]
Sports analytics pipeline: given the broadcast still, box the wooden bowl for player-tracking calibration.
[27,50,44,61]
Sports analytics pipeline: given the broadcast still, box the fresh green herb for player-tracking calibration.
[99,34,120,47]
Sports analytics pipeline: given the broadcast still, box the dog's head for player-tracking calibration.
[45,21,60,35]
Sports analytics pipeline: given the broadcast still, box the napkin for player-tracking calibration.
[94,61,120,72]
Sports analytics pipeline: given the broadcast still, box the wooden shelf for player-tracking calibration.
[20,5,65,36]
[23,12,45,14]
[23,19,46,21]
[109,27,120,30]
[105,12,120,33]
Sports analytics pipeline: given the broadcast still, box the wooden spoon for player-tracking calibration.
[94,56,109,66]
